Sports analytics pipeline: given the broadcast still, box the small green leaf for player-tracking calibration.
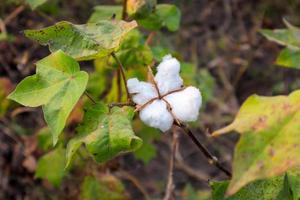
[276,48,300,69]
[127,0,156,18]
[66,106,142,167]
[88,6,122,22]
[212,90,300,195]
[37,127,53,151]
[183,184,211,200]
[156,4,181,31]
[113,30,153,68]
[8,50,88,144]
[25,20,137,61]
[35,147,66,187]
[211,176,286,200]
[286,170,300,199]
[133,121,160,164]
[81,175,129,200]
[26,0,47,9]
[137,4,181,31]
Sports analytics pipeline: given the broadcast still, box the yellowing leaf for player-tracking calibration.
[212,90,300,195]
[8,51,88,144]
[25,20,138,61]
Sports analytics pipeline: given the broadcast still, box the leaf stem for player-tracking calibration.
[176,122,232,177]
[111,52,131,102]
[84,91,97,104]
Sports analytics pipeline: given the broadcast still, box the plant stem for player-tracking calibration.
[176,123,232,177]
[84,91,97,104]
[122,0,128,20]
[111,52,131,102]
[163,129,179,200]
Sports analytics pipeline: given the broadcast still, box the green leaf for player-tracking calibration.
[211,176,286,200]
[8,50,88,144]
[182,184,211,200]
[113,30,153,68]
[66,102,108,168]
[66,106,142,167]
[26,0,47,9]
[260,29,300,50]
[88,6,122,22]
[127,0,156,18]
[81,175,129,200]
[35,147,66,187]
[156,4,181,31]
[24,20,137,61]
[212,90,300,195]
[286,170,300,199]
[137,4,181,31]
[133,121,160,164]
[260,20,300,50]
[276,48,300,69]
[37,127,53,151]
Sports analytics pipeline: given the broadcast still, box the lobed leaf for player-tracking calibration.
[212,90,300,195]
[25,20,137,61]
[8,50,88,144]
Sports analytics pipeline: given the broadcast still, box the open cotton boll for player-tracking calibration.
[165,86,202,122]
[127,78,157,105]
[139,100,174,132]
[154,55,183,95]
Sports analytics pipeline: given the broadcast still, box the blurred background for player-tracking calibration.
[1,0,300,199]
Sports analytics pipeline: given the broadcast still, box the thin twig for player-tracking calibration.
[111,52,131,102]
[122,0,128,20]
[163,129,179,200]
[4,5,25,25]
[176,122,232,177]
[109,102,135,109]
[116,170,150,200]
[116,69,122,102]
[84,91,97,104]
[145,32,156,45]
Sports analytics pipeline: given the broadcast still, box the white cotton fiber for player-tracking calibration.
[127,78,157,105]
[139,100,174,132]
[127,55,202,133]
[154,55,183,95]
[165,86,202,122]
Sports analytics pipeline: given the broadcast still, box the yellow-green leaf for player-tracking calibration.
[212,90,300,195]
[8,51,88,144]
[24,20,137,61]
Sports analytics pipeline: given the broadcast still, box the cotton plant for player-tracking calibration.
[127,55,202,132]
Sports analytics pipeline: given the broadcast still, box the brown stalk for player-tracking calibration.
[175,122,232,177]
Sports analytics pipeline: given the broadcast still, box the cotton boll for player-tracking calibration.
[165,86,202,122]
[127,78,157,105]
[154,55,183,95]
[139,100,174,132]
